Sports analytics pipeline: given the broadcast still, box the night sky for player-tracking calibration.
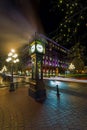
[0,0,59,55]
[39,0,64,34]
[0,0,44,54]
[40,0,87,46]
[0,0,87,56]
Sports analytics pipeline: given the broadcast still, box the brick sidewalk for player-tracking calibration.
[0,86,87,130]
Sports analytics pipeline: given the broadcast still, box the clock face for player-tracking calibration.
[31,44,35,53]
[36,44,43,53]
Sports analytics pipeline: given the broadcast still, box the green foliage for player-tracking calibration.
[68,42,85,72]
[72,57,84,72]
[65,73,87,79]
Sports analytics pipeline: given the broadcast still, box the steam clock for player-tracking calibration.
[29,39,46,101]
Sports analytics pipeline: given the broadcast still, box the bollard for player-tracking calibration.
[56,84,60,96]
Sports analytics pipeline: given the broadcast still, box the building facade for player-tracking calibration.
[24,33,70,77]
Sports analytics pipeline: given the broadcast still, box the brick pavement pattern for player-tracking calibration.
[0,86,87,130]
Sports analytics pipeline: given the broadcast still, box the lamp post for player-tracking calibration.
[6,49,19,91]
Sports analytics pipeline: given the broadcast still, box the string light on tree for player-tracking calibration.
[49,0,87,49]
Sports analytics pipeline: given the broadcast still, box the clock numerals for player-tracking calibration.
[31,44,44,53]
[31,45,35,53]
[36,44,43,53]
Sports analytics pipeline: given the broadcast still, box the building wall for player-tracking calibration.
[26,33,70,77]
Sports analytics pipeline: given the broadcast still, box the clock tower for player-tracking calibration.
[29,36,46,101]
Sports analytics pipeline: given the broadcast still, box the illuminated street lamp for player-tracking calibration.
[6,49,19,91]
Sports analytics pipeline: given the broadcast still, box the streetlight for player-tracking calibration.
[6,49,19,91]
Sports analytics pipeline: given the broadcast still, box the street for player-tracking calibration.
[0,78,87,129]
[43,79,87,97]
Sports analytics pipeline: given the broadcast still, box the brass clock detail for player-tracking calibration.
[31,44,35,53]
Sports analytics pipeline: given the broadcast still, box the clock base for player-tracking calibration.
[28,79,46,102]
